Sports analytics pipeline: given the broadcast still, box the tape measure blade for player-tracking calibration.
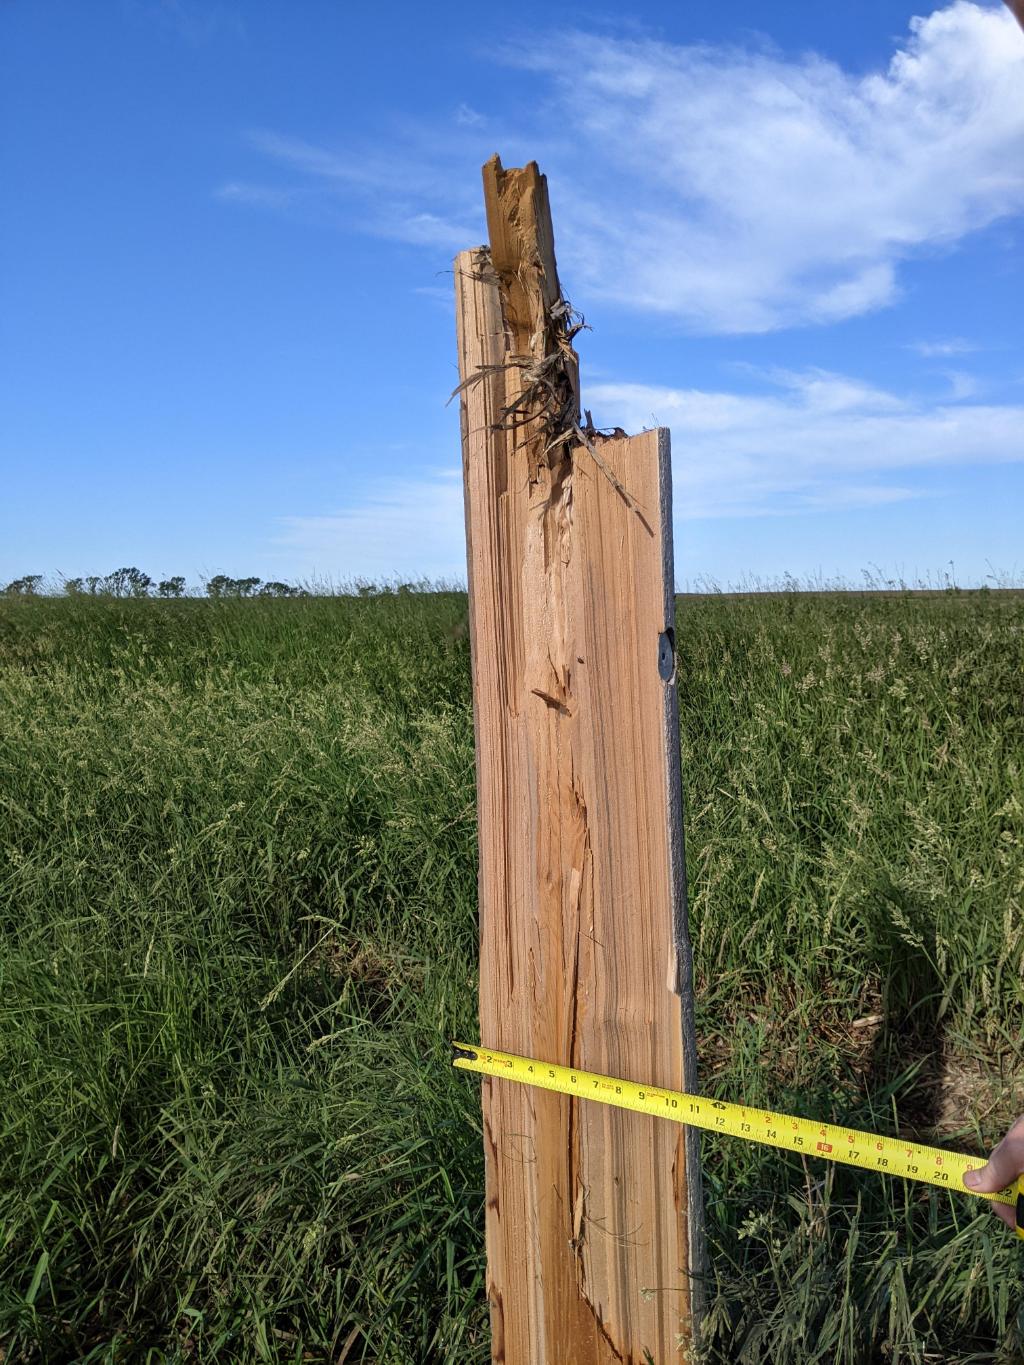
[452,1042,1015,1210]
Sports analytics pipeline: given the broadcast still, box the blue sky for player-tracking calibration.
[2,0,1022,589]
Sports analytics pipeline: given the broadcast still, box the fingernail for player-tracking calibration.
[964,1169,980,1188]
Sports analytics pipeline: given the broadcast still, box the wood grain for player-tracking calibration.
[455,158,702,1364]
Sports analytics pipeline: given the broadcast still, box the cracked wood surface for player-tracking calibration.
[455,158,700,1364]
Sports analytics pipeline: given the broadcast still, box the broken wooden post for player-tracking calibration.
[455,156,705,1363]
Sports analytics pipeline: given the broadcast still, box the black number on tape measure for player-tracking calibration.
[463,1050,977,1199]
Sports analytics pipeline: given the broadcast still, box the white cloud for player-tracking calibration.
[216,181,296,208]
[943,369,982,399]
[455,103,486,127]
[227,131,481,249]
[276,469,466,581]
[520,2,1024,331]
[225,4,1024,335]
[377,211,478,250]
[909,337,979,357]
[273,374,1024,579]
[587,370,1024,516]
[413,284,456,313]
[246,132,380,189]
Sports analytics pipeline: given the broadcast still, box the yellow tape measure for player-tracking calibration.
[452,1042,1023,1235]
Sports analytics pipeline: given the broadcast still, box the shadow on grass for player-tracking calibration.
[864,879,948,1142]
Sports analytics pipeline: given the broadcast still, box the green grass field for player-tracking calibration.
[1,590,1022,1363]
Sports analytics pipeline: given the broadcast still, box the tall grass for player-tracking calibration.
[0,590,1021,1362]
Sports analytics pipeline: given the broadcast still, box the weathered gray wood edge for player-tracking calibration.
[454,247,489,948]
[656,426,708,1330]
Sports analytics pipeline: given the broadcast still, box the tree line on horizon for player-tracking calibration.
[2,569,307,599]
[4,566,1019,600]
[0,569,445,599]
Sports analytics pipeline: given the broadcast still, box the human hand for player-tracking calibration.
[963,1117,1024,1232]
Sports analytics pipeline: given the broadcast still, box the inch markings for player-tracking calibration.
[452,1042,1019,1215]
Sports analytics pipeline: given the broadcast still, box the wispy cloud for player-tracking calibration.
[216,181,298,209]
[247,133,375,189]
[413,285,456,313]
[455,103,486,128]
[276,469,466,581]
[909,337,979,357]
[588,369,1024,517]
[523,2,1024,331]
[231,130,481,250]
[221,3,1024,335]
[376,211,479,250]
[942,370,982,400]
[274,372,1024,578]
